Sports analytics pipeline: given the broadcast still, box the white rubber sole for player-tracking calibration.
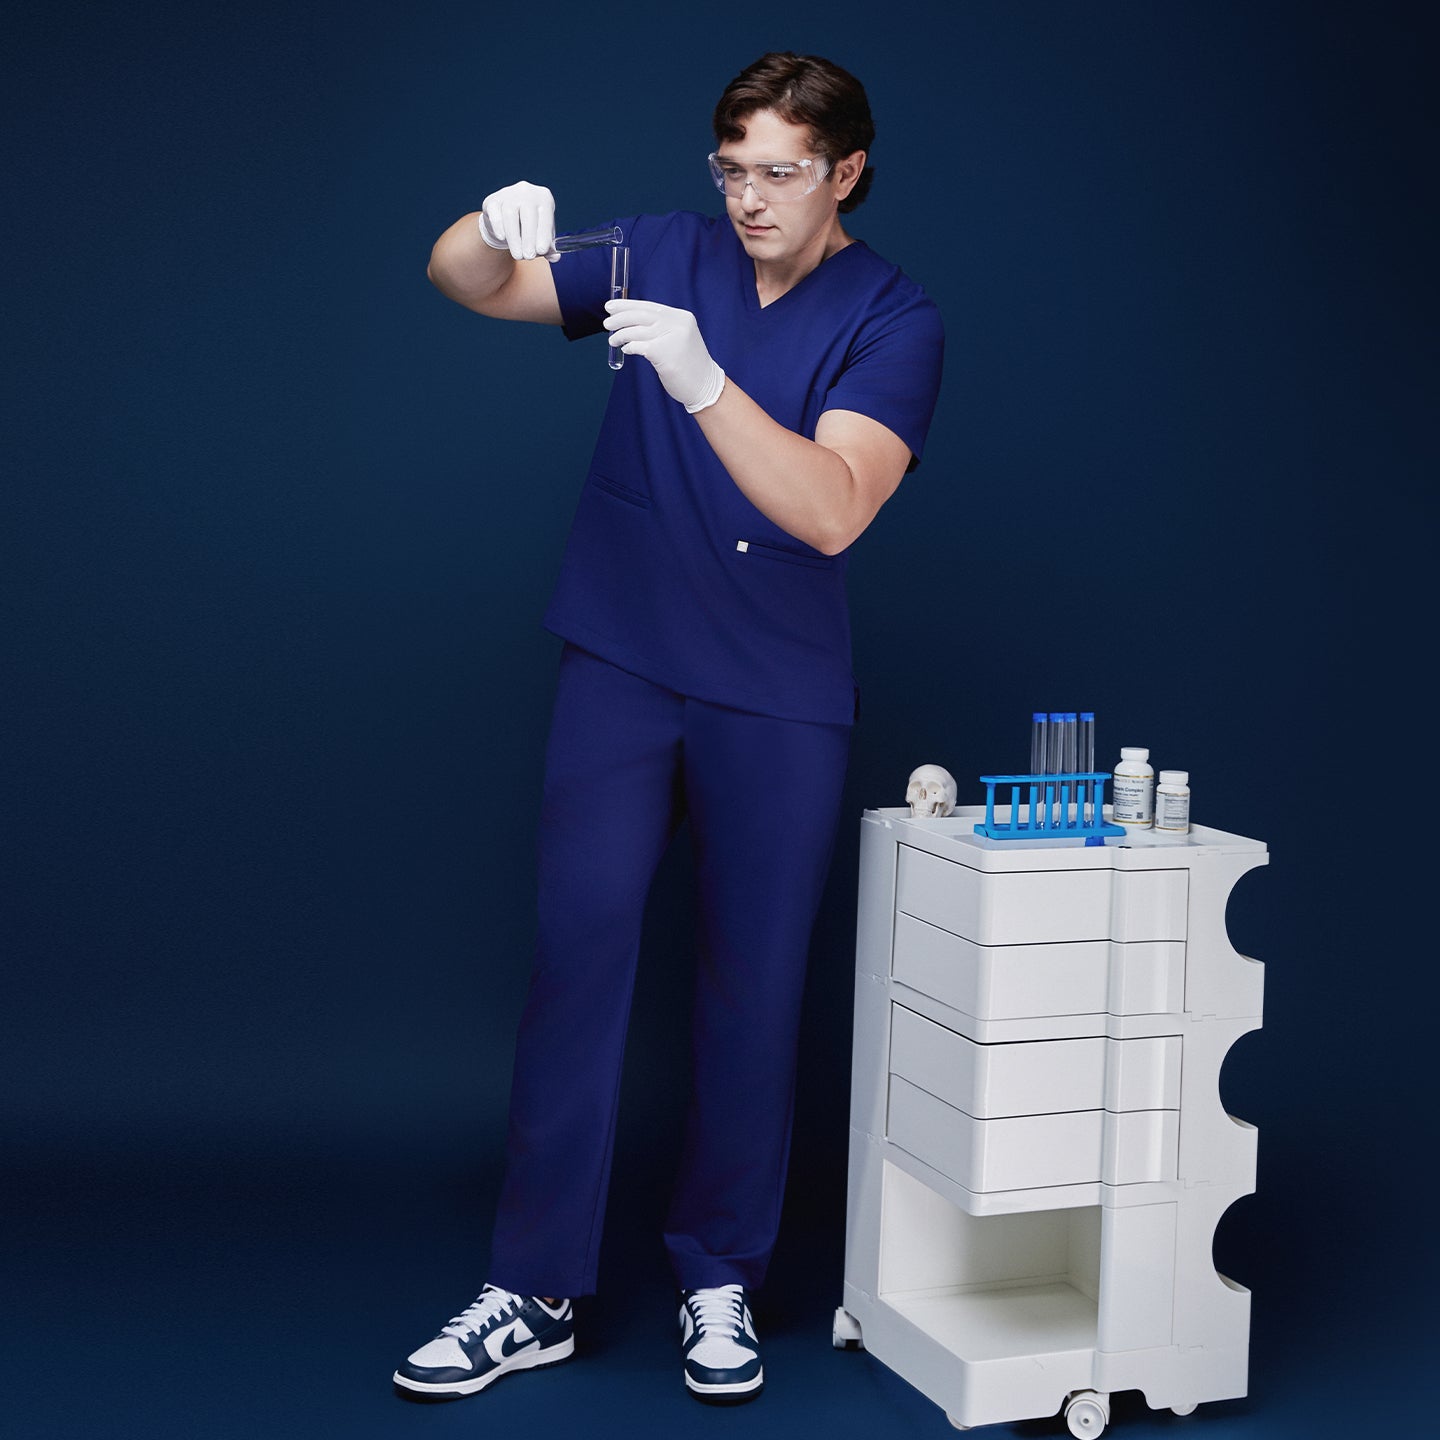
[393,1335,576,1397]
[685,1366,764,1400]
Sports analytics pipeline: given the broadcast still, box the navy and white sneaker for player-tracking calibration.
[393,1285,574,1398]
[679,1285,764,1403]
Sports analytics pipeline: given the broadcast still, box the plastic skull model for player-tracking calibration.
[906,764,957,818]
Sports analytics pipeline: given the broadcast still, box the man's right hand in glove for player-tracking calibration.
[427,179,564,325]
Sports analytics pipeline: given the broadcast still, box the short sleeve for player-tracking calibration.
[550,214,645,341]
[821,291,945,469]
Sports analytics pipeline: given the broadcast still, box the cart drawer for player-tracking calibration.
[891,912,1186,1019]
[890,1005,1180,1117]
[887,1075,1179,1192]
[895,845,1189,946]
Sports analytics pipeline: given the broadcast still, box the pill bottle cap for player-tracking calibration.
[1119,747,1149,761]
[1032,712,1047,721]
[1159,770,1189,785]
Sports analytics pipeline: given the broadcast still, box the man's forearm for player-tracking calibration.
[692,382,867,556]
[602,298,907,553]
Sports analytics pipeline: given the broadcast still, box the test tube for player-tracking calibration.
[1050,712,1075,823]
[1048,713,1068,771]
[1078,712,1095,773]
[552,225,624,253]
[608,245,629,371]
[1078,711,1095,821]
[1046,712,1063,826]
[1029,712,1047,830]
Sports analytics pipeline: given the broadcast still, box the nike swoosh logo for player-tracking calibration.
[500,1328,533,1358]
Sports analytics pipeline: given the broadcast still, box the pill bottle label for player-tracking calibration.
[1112,773,1153,824]
[1155,793,1190,832]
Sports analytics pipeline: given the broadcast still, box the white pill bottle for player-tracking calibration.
[1154,770,1191,834]
[1112,747,1155,828]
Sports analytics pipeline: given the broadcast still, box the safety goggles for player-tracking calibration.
[706,152,832,202]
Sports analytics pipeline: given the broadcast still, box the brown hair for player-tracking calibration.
[712,52,876,213]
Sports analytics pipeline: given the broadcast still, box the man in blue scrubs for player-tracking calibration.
[396,52,943,1406]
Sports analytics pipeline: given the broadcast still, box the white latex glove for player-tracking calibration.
[603,300,726,413]
[478,181,560,262]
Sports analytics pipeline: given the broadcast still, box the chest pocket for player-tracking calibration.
[589,471,651,508]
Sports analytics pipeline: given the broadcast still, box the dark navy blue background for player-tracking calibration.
[4,1,1431,1435]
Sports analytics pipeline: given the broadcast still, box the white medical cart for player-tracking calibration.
[834,806,1266,1436]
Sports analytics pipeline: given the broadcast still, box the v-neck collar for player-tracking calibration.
[736,232,866,316]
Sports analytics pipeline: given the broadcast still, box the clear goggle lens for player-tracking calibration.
[706,153,831,202]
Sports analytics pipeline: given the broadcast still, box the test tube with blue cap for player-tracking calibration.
[551,226,629,370]
[1029,712,1048,829]
[1047,712,1065,825]
[1057,712,1079,821]
[1078,711,1095,820]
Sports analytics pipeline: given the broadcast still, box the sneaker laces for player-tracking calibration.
[689,1284,745,1338]
[441,1285,520,1341]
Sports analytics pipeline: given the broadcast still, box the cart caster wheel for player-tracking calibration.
[1171,1402,1198,1416]
[945,1418,970,1431]
[1064,1389,1110,1438]
[832,1306,864,1350]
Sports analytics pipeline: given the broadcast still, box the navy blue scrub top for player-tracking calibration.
[544,210,944,726]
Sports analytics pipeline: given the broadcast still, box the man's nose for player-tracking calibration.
[739,179,766,212]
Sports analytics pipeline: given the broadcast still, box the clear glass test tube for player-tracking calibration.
[608,246,629,371]
[1050,712,1074,823]
[1029,712,1047,829]
[1048,713,1067,771]
[1047,712,1064,825]
[1078,711,1096,821]
[552,225,624,253]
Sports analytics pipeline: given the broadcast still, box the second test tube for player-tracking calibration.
[609,246,630,371]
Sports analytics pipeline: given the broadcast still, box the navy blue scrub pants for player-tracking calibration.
[488,643,852,1299]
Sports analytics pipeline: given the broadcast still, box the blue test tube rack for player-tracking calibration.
[973,772,1127,843]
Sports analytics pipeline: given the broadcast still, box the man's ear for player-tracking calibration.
[834,150,867,203]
